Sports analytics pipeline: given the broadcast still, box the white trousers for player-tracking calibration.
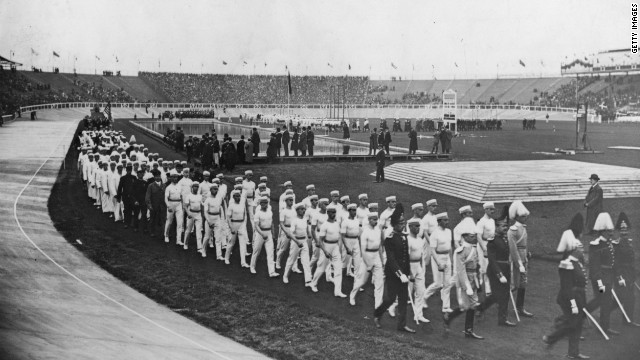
[225,221,249,265]
[423,254,453,312]
[251,231,276,274]
[165,201,184,242]
[184,213,203,250]
[312,242,343,295]
[350,250,384,307]
[284,239,312,283]
[204,216,224,258]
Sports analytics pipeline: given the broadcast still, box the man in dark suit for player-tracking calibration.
[236,135,246,164]
[201,138,213,171]
[369,128,378,155]
[251,128,261,157]
[375,144,386,183]
[584,174,603,234]
[373,204,415,333]
[282,127,291,156]
[275,128,283,157]
[116,163,137,229]
[377,129,384,153]
[383,128,392,154]
[307,127,315,156]
[132,169,149,233]
[145,169,166,238]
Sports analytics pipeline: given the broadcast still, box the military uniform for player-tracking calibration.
[586,235,616,332]
[484,230,512,324]
[545,257,588,358]
[374,230,411,330]
[614,235,637,324]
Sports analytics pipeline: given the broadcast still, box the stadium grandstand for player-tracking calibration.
[3,56,640,122]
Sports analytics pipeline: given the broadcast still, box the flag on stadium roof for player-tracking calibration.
[519,59,526,67]
[327,62,333,68]
[348,64,351,70]
[287,71,292,95]
[454,62,458,68]
[391,62,397,69]
[264,62,267,67]
[31,48,39,56]
[222,60,227,65]
[53,51,60,57]
[243,61,247,65]
[95,55,100,61]
[116,56,119,62]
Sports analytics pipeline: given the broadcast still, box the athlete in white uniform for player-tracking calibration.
[341,204,362,278]
[203,184,225,259]
[276,195,296,269]
[283,203,313,285]
[407,218,430,323]
[355,193,369,226]
[310,207,346,297]
[421,199,439,237]
[423,212,454,313]
[184,182,205,255]
[250,196,279,277]
[164,170,184,244]
[350,212,384,307]
[225,190,250,267]
[475,202,496,296]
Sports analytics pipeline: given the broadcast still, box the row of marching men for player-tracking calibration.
[542,211,638,359]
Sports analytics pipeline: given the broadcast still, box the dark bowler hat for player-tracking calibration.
[589,174,599,181]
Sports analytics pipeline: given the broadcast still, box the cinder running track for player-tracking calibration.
[0,111,269,360]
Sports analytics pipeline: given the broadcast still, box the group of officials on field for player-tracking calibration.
[77,128,637,359]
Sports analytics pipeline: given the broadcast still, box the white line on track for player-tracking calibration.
[12,120,236,360]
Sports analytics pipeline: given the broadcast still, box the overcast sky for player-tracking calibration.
[0,0,630,79]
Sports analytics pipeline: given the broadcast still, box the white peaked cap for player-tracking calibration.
[435,212,449,220]
[340,195,350,202]
[593,212,614,231]
[458,205,472,214]
[306,184,315,190]
[557,229,582,253]
[483,202,495,209]
[509,200,530,219]
[411,203,424,210]
[426,199,438,206]
[385,196,397,202]
[358,193,368,200]
[368,203,379,208]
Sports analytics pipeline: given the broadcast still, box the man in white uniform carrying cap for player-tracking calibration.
[508,200,534,318]
[423,212,454,313]
[476,202,496,297]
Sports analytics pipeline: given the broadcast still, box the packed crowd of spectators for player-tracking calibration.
[139,72,369,104]
[0,69,136,115]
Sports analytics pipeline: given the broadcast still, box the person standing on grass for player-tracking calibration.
[408,127,418,154]
[584,174,603,234]
[383,128,392,154]
[250,128,260,157]
[307,126,315,156]
[282,127,290,157]
[184,182,204,254]
[368,127,378,155]
[310,206,346,296]
[374,144,385,183]
[431,129,440,154]
[373,204,416,333]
